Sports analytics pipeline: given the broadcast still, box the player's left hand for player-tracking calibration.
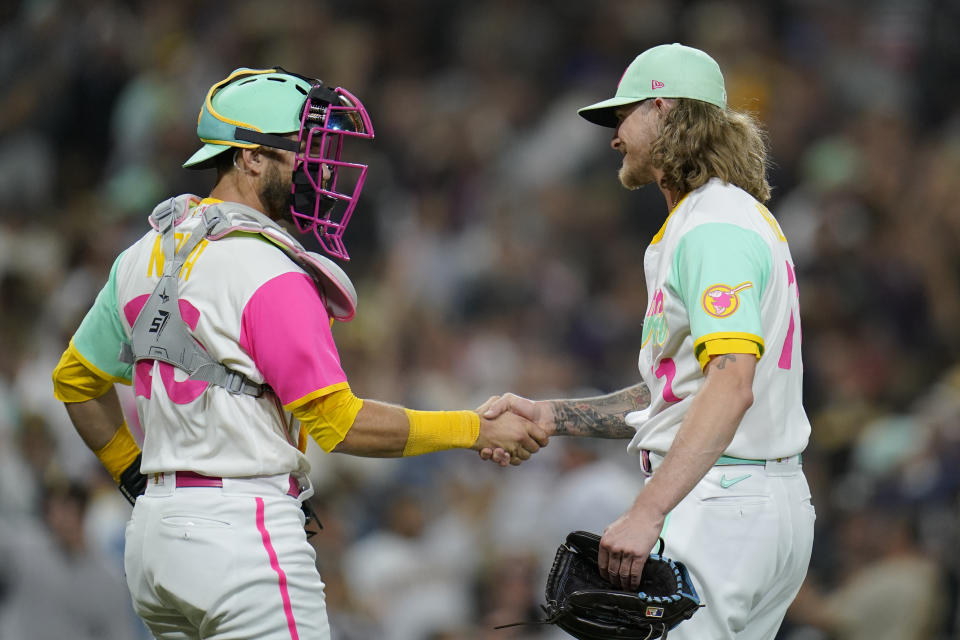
[599,502,667,591]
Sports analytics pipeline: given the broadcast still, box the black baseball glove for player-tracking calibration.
[499,530,701,639]
[118,453,147,505]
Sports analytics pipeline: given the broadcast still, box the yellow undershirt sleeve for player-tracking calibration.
[293,387,365,453]
[94,421,141,483]
[402,409,479,457]
[52,341,116,402]
[696,338,762,371]
[292,387,480,456]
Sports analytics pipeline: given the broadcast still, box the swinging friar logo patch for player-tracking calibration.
[701,282,753,318]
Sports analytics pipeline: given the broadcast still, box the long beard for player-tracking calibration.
[259,162,293,222]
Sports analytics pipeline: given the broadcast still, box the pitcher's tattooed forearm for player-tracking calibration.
[550,382,650,438]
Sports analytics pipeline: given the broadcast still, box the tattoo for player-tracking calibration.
[551,382,650,439]
[715,354,737,370]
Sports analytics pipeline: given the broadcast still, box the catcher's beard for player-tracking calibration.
[259,160,294,222]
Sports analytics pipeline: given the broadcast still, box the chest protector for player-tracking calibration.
[119,195,357,397]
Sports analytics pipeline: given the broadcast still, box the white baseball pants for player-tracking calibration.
[125,473,330,640]
[646,454,815,640]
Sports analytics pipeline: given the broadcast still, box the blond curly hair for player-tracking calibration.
[651,99,771,203]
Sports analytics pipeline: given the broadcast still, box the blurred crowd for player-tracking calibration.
[1,0,959,638]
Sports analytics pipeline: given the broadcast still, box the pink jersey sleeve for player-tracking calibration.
[239,271,347,406]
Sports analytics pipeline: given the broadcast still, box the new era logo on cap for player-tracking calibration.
[651,80,665,90]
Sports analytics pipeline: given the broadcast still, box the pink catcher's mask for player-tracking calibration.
[289,85,374,260]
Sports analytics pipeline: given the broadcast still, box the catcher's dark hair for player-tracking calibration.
[216,146,290,177]
[214,148,236,175]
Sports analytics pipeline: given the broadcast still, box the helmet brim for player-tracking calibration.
[183,142,232,169]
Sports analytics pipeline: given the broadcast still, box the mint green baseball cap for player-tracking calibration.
[578,43,726,128]
[183,67,313,169]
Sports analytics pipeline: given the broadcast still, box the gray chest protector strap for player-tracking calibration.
[119,199,266,396]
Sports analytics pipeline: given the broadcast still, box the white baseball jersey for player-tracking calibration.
[71,196,348,477]
[625,178,810,459]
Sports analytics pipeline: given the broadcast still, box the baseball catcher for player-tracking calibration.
[51,66,548,640]
[499,531,701,639]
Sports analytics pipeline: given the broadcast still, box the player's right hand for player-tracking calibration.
[474,408,549,466]
[477,393,555,465]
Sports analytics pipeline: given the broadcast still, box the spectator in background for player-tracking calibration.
[0,480,139,640]
[0,413,61,516]
[342,489,476,640]
[788,506,946,640]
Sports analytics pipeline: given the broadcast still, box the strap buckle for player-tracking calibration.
[201,208,225,236]
[224,370,246,395]
[150,197,178,237]
[222,368,265,397]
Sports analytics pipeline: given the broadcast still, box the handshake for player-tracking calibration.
[473,393,553,467]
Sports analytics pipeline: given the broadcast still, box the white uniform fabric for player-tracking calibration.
[129,474,329,640]
[118,204,320,477]
[625,178,810,459]
[72,196,349,477]
[70,195,350,639]
[623,179,815,639]
[646,453,815,640]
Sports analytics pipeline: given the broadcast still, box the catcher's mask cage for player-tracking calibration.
[289,83,374,261]
[192,67,375,260]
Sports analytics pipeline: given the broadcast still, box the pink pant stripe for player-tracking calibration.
[255,497,299,639]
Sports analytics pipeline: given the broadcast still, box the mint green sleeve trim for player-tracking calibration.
[668,223,771,348]
[72,251,133,382]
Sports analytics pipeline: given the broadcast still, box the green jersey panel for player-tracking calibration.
[668,223,771,352]
[73,251,133,382]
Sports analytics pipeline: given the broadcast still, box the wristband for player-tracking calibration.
[402,409,480,457]
[94,421,142,483]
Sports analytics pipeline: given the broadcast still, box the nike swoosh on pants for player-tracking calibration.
[720,473,751,489]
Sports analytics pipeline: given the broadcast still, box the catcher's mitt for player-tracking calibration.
[499,531,701,639]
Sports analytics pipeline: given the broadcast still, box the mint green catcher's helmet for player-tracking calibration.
[183,67,375,261]
[183,67,313,169]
